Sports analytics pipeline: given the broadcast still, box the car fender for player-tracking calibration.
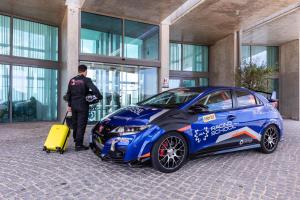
[123,125,165,162]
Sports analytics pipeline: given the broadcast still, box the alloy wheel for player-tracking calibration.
[158,136,186,170]
[263,126,279,152]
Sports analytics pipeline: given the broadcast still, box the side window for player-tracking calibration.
[236,90,257,107]
[197,90,233,112]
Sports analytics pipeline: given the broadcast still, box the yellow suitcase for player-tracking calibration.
[43,113,70,154]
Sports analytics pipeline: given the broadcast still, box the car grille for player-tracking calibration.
[94,123,119,143]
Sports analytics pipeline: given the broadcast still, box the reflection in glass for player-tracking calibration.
[13,18,58,61]
[80,12,122,57]
[84,62,158,121]
[124,20,159,60]
[169,43,182,70]
[241,45,279,69]
[182,44,208,72]
[199,78,209,86]
[12,66,58,122]
[169,79,180,89]
[182,80,196,87]
[0,15,10,55]
[0,64,9,123]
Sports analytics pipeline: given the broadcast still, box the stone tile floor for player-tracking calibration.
[0,120,299,200]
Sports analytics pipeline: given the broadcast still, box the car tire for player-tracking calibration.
[151,132,188,173]
[260,125,280,154]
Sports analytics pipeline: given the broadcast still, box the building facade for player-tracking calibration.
[0,0,300,123]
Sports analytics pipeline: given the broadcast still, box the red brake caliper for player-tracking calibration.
[159,141,168,157]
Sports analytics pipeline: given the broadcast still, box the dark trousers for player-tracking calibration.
[72,108,89,146]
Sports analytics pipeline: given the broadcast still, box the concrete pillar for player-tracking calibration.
[159,22,170,92]
[280,39,300,120]
[209,31,240,86]
[59,0,81,120]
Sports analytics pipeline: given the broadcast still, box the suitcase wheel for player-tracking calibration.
[46,150,50,154]
[43,146,47,151]
[56,147,61,152]
[60,150,64,154]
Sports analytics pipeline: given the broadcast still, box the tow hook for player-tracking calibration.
[110,137,120,151]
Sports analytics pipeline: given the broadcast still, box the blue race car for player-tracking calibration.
[90,87,283,173]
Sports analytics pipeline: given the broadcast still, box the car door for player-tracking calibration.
[227,89,266,147]
[190,89,237,154]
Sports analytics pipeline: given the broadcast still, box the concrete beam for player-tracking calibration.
[162,0,206,25]
[159,22,170,92]
[280,39,300,120]
[209,32,240,86]
[59,1,81,120]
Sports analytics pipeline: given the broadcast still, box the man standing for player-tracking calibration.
[66,65,102,151]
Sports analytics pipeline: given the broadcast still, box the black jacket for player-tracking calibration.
[66,75,102,111]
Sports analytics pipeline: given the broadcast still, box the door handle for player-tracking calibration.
[227,115,236,121]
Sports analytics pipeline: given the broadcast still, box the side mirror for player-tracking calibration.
[189,104,209,114]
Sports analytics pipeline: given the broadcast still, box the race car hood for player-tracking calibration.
[102,105,169,126]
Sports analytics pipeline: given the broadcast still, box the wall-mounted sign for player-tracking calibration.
[162,77,169,88]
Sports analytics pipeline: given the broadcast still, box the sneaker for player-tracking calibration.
[75,145,89,151]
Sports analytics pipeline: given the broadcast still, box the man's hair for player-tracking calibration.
[78,65,87,73]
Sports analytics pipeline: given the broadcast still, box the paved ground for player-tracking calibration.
[0,120,300,200]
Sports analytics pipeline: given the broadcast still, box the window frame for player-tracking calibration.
[232,89,264,110]
[80,12,160,68]
[191,89,234,113]
[0,12,60,123]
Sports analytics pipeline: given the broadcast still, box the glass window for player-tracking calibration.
[169,79,180,89]
[124,20,159,60]
[0,64,10,123]
[183,44,208,72]
[139,67,158,100]
[84,62,158,121]
[12,66,58,122]
[199,78,209,87]
[80,12,122,57]
[13,18,58,61]
[197,90,232,111]
[236,90,257,108]
[241,45,250,66]
[182,79,196,87]
[0,15,10,55]
[266,78,279,96]
[242,45,279,70]
[170,43,182,70]
[139,88,201,108]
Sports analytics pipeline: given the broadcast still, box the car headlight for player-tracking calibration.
[111,125,151,136]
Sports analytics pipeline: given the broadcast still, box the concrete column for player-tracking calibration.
[209,31,240,86]
[280,39,300,120]
[159,22,170,92]
[59,0,81,120]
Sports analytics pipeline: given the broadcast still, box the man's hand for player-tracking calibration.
[67,106,72,112]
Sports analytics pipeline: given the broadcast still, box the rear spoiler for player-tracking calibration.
[252,90,278,108]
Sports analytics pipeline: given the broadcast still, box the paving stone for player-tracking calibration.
[0,120,299,199]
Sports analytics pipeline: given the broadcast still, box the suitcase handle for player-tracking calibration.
[62,111,69,125]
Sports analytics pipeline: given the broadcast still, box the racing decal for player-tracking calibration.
[177,125,191,132]
[70,79,84,86]
[216,127,261,143]
[203,114,216,123]
[124,106,145,115]
[140,153,150,159]
[149,109,169,122]
[194,127,209,143]
[193,121,235,143]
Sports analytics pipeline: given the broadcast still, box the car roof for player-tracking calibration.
[171,86,252,93]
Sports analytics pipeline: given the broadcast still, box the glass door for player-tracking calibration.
[84,62,158,122]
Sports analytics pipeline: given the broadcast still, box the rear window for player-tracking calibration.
[236,90,257,107]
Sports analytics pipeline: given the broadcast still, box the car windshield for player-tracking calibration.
[138,88,201,108]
